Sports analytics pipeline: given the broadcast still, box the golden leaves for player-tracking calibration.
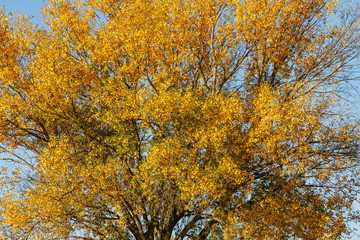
[0,0,359,239]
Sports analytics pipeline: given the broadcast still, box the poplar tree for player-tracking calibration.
[0,0,359,239]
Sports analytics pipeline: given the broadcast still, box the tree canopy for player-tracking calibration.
[0,0,359,239]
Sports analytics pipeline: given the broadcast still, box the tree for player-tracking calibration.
[0,0,359,239]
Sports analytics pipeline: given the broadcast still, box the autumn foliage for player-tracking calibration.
[0,0,359,239]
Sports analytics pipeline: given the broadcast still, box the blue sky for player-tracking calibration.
[1,0,359,238]
[2,0,45,16]
[1,0,46,25]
